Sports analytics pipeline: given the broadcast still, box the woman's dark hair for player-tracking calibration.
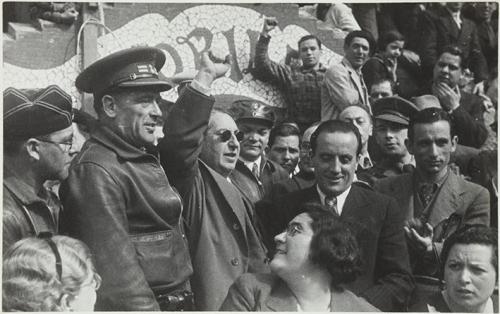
[440,224,498,280]
[303,204,362,287]
[378,30,405,52]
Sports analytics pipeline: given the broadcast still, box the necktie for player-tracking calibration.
[325,195,339,216]
[252,162,260,179]
[419,184,435,208]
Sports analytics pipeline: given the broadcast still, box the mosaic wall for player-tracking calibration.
[3,5,342,109]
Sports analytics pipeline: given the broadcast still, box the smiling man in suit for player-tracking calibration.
[375,107,490,277]
[257,119,413,311]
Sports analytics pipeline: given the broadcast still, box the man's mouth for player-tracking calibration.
[144,122,157,132]
[224,152,237,158]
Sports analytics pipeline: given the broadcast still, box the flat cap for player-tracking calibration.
[75,47,172,95]
[4,85,73,139]
[372,96,419,126]
[411,94,441,110]
[231,99,275,128]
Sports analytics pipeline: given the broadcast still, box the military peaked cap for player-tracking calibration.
[4,85,73,139]
[231,99,275,128]
[75,47,172,95]
[373,96,419,126]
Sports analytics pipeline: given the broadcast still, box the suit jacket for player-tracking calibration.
[321,57,370,120]
[220,273,379,312]
[256,184,414,311]
[230,157,289,206]
[161,91,269,310]
[375,170,490,275]
[419,8,488,82]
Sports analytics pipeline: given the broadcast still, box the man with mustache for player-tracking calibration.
[375,107,489,277]
[257,120,413,311]
[60,48,227,311]
[230,100,289,205]
[321,30,375,120]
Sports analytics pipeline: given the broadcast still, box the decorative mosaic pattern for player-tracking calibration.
[3,5,342,109]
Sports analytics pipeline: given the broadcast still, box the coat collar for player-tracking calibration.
[3,167,47,205]
[341,57,368,105]
[91,124,157,161]
[427,171,463,225]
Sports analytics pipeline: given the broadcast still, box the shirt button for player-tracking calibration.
[232,223,240,230]
[231,258,240,266]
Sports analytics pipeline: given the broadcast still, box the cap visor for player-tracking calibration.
[375,113,408,126]
[118,77,172,92]
[237,117,273,128]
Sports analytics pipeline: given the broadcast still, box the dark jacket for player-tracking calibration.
[220,273,380,311]
[256,184,414,311]
[230,157,289,205]
[419,7,488,82]
[3,167,61,251]
[59,87,210,311]
[161,93,269,310]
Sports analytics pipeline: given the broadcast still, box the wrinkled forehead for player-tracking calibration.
[339,106,371,121]
[209,111,237,131]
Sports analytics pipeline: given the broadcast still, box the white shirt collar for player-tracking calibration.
[242,156,262,173]
[316,184,352,216]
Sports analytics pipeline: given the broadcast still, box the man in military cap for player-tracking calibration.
[361,96,418,185]
[60,47,228,311]
[3,85,77,251]
[229,99,289,205]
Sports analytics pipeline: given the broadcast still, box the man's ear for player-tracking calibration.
[450,135,458,153]
[25,139,41,161]
[58,293,72,311]
[264,146,270,155]
[405,138,413,155]
[101,95,118,118]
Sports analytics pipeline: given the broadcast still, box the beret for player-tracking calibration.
[75,47,172,95]
[230,99,275,128]
[372,96,419,126]
[4,85,73,139]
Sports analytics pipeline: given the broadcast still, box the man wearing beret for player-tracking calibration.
[229,100,289,206]
[360,96,418,185]
[59,47,226,311]
[3,85,77,251]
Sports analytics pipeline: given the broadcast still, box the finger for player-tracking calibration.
[410,228,425,243]
[424,223,434,237]
[224,54,232,65]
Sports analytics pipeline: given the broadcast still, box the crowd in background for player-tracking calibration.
[2,2,498,312]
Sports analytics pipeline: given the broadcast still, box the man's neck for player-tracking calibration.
[302,63,320,71]
[416,166,449,184]
[5,158,45,194]
[383,153,413,168]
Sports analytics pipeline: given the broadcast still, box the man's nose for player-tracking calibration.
[274,231,286,243]
[150,100,162,118]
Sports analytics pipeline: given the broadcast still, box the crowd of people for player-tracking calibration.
[2,2,498,312]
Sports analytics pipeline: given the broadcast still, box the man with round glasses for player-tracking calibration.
[164,104,269,310]
[3,85,78,251]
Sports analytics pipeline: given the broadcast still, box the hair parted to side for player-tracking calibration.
[298,34,322,49]
[2,236,101,311]
[440,224,498,280]
[269,122,301,147]
[310,120,363,156]
[301,203,363,288]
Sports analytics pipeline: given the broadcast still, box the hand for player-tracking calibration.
[404,219,434,252]
[262,17,278,36]
[473,81,485,95]
[432,82,460,111]
[401,49,421,66]
[194,51,232,87]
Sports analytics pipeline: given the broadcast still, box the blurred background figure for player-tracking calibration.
[3,235,101,311]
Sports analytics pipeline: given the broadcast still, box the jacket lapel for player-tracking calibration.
[427,172,462,226]
[200,161,248,238]
[441,13,460,40]
[342,59,365,103]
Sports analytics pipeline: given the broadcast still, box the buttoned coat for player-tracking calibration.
[321,58,370,120]
[220,273,379,311]
[256,184,414,311]
[161,96,269,310]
